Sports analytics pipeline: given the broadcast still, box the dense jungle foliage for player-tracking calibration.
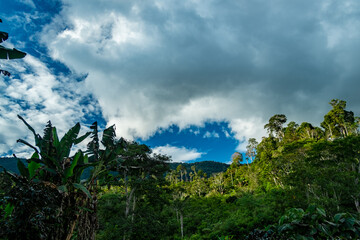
[1,99,360,239]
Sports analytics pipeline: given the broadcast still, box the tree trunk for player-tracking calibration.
[124,187,136,240]
[180,211,184,239]
[131,195,136,222]
[352,195,360,213]
[76,197,98,240]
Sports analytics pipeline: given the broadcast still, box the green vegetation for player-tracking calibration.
[1,99,360,239]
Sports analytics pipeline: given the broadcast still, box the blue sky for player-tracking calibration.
[1,0,360,163]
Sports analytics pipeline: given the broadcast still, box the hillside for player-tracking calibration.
[170,160,229,177]
[1,158,229,177]
[0,157,24,173]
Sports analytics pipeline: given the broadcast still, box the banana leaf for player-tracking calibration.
[17,158,29,179]
[73,183,92,199]
[0,69,10,76]
[17,115,42,148]
[0,31,8,43]
[0,45,26,59]
[63,151,82,182]
[28,152,41,179]
[58,123,81,161]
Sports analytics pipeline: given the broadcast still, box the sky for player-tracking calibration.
[1,0,360,163]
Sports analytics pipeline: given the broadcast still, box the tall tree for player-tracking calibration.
[230,152,243,167]
[321,99,357,139]
[264,114,287,139]
[246,138,258,163]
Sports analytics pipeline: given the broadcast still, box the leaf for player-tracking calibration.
[334,213,346,223]
[43,167,57,175]
[52,127,60,148]
[64,151,82,181]
[78,206,94,213]
[317,223,331,236]
[59,122,81,160]
[29,157,44,164]
[73,162,97,183]
[74,131,91,145]
[28,153,41,179]
[16,139,39,153]
[278,223,292,232]
[83,155,89,164]
[41,153,61,170]
[17,115,42,148]
[0,166,18,181]
[316,207,326,218]
[309,227,317,235]
[101,125,116,147]
[17,159,29,179]
[0,69,10,76]
[86,122,99,161]
[73,183,92,199]
[307,205,317,214]
[324,220,337,227]
[4,203,14,218]
[57,185,68,192]
[345,217,356,227]
[0,46,26,59]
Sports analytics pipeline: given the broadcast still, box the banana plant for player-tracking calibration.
[1,115,97,240]
[15,115,93,195]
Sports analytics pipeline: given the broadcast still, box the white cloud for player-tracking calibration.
[3,0,360,157]
[18,0,36,8]
[0,54,97,157]
[189,128,200,135]
[229,118,266,152]
[203,131,219,138]
[222,127,231,138]
[152,144,204,162]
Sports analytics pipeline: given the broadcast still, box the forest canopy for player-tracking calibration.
[1,99,360,239]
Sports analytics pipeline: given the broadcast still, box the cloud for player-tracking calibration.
[0,54,97,157]
[189,128,200,135]
[6,0,359,155]
[18,0,36,8]
[222,127,231,138]
[229,118,266,152]
[152,144,204,162]
[203,131,219,138]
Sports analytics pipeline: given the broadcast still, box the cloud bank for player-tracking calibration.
[3,0,360,156]
[0,54,98,157]
[152,144,204,162]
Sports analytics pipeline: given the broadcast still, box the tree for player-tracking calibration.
[230,152,242,168]
[177,164,186,182]
[246,138,258,163]
[321,99,357,139]
[210,172,225,194]
[93,126,170,240]
[264,114,287,139]
[1,115,95,240]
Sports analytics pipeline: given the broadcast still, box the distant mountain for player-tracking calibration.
[1,158,229,179]
[0,157,92,178]
[170,161,229,177]
[0,157,23,173]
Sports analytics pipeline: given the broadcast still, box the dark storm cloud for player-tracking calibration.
[37,0,360,142]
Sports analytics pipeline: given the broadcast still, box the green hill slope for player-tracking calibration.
[170,161,229,177]
[1,158,229,177]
